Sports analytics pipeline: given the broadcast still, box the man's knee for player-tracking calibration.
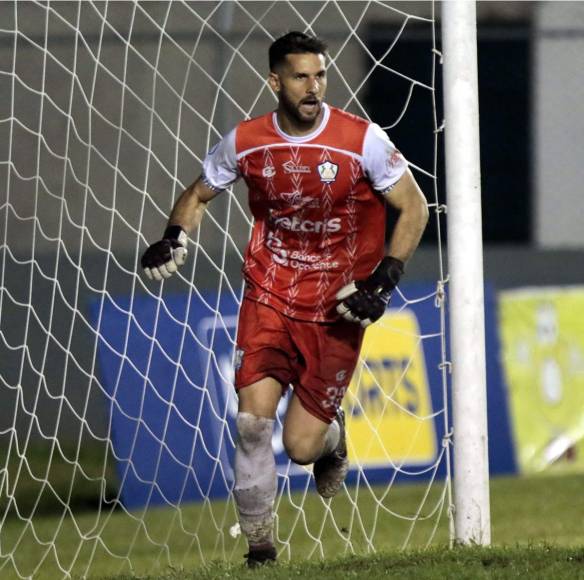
[283,431,320,465]
[237,412,274,452]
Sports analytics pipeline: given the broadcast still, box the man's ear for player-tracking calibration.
[268,72,280,93]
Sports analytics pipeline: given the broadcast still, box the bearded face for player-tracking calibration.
[270,52,327,132]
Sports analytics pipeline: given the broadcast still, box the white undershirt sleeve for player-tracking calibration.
[362,123,408,194]
[201,127,240,192]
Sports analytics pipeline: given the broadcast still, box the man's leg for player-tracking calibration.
[282,394,348,498]
[235,377,281,565]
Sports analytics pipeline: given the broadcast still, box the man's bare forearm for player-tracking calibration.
[384,170,429,264]
[166,176,218,234]
[386,200,429,263]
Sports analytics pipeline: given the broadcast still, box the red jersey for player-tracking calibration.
[202,104,407,322]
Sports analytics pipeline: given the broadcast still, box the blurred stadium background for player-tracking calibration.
[2,0,583,469]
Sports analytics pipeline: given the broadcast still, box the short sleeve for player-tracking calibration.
[201,128,240,192]
[362,123,408,193]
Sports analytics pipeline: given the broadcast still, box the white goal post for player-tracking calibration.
[442,0,491,545]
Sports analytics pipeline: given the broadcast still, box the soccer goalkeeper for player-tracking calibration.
[141,31,428,567]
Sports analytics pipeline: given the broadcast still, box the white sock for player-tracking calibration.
[233,412,277,547]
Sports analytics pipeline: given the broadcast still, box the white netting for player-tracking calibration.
[0,1,451,577]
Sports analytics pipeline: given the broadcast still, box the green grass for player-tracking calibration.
[99,546,584,580]
[1,465,583,579]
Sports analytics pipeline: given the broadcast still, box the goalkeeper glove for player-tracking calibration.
[141,225,188,281]
[336,256,404,328]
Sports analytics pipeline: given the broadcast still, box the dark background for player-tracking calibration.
[366,23,532,244]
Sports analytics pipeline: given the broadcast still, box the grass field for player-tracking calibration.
[145,546,584,580]
[1,460,583,579]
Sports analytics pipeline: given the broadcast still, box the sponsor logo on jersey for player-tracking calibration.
[271,215,341,234]
[387,149,403,169]
[317,161,339,183]
[282,160,311,174]
[262,165,276,178]
[266,231,339,270]
[280,191,320,209]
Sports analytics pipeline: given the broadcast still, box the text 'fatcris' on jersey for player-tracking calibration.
[270,214,341,234]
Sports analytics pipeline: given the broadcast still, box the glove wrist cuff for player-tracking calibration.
[378,256,404,290]
[163,225,187,246]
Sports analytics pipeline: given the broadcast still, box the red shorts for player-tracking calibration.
[234,298,365,423]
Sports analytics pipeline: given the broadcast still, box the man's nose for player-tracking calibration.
[307,78,319,94]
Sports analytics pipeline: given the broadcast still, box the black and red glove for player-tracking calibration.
[336,256,404,328]
[141,225,188,281]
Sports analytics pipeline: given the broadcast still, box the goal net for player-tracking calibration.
[0,1,451,577]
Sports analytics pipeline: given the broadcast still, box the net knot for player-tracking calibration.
[438,360,452,374]
[442,428,454,448]
[434,278,448,307]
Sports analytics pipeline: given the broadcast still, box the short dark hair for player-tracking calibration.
[269,31,328,71]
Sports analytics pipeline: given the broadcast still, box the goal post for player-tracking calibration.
[442,0,491,545]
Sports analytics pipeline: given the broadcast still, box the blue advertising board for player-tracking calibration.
[92,283,515,509]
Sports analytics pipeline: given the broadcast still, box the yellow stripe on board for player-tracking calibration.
[345,309,437,467]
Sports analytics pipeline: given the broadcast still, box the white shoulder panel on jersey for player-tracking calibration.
[362,123,408,194]
[201,127,240,192]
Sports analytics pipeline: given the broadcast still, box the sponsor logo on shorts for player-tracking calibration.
[336,370,347,383]
[282,160,311,174]
[317,161,339,183]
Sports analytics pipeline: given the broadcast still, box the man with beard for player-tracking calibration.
[141,31,428,567]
